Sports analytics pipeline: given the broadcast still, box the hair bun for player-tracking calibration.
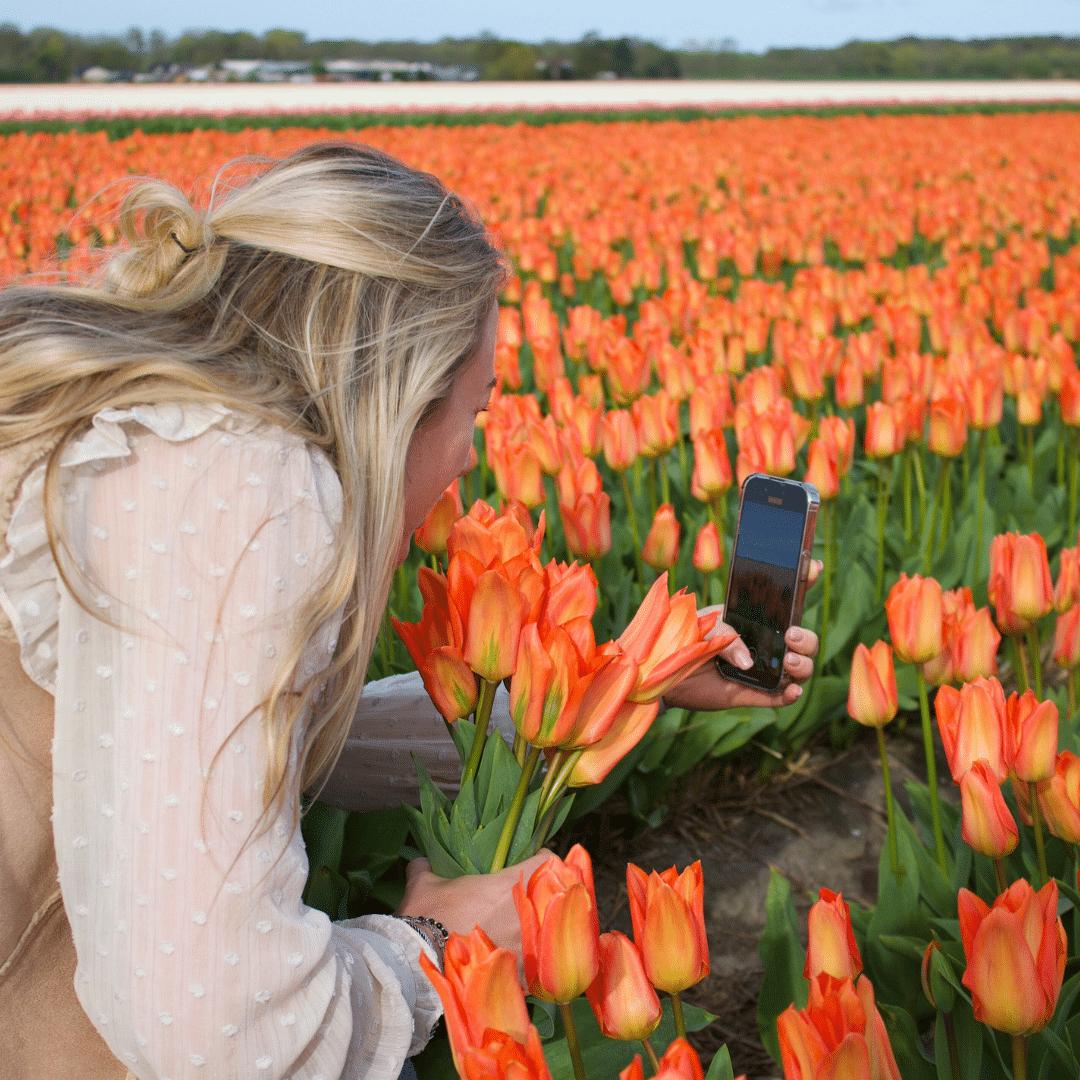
[105,179,216,299]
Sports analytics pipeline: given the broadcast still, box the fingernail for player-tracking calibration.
[789,628,803,644]
[792,685,803,698]
[733,645,753,669]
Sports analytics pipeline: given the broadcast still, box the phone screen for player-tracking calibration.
[721,494,806,689]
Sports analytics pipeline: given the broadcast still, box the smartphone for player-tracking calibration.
[714,473,820,693]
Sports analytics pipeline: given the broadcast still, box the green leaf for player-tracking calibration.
[704,1045,736,1080]
[530,999,557,1040]
[874,1003,935,1080]
[476,726,521,822]
[756,868,808,1064]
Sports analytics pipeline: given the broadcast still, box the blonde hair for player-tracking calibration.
[0,141,505,886]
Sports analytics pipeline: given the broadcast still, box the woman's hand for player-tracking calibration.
[397,850,554,968]
[662,559,823,712]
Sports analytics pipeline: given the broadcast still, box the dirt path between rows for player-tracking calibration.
[563,723,933,1079]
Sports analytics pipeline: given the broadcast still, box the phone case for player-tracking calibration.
[715,473,820,694]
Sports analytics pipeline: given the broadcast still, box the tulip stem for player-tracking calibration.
[1068,428,1079,540]
[658,456,671,507]
[621,470,645,585]
[489,746,542,873]
[1069,670,1078,730]
[993,857,1008,894]
[917,670,948,872]
[462,679,496,786]
[647,458,659,521]
[876,726,903,882]
[1024,426,1036,492]
[559,1001,588,1080]
[975,429,987,590]
[912,447,927,534]
[1012,1035,1028,1080]
[922,460,948,574]
[943,1011,962,1080]
[641,1038,660,1074]
[670,992,687,1041]
[1012,636,1031,694]
[1027,625,1044,699]
[1030,793,1050,889]
[902,446,913,541]
[875,462,890,604]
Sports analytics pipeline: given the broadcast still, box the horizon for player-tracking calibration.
[6,0,1080,55]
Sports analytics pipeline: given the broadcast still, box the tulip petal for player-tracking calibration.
[963,907,1046,1034]
[536,883,600,1002]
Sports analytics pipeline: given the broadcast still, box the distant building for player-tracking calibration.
[79,66,115,83]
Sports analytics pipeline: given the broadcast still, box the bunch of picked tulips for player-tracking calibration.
[393,497,734,877]
[418,844,744,1080]
[762,525,1080,1080]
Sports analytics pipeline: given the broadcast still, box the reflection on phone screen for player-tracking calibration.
[723,499,803,688]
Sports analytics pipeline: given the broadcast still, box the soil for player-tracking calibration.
[562,721,935,1080]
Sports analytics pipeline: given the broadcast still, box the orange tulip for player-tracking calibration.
[642,503,681,571]
[804,438,839,501]
[414,480,463,557]
[847,641,898,728]
[959,879,1066,1035]
[885,573,944,665]
[959,760,1019,858]
[617,572,736,702]
[632,391,680,457]
[927,394,968,457]
[935,677,1007,782]
[567,698,661,786]
[513,844,600,1004]
[464,569,529,683]
[460,1027,552,1080]
[419,927,532,1072]
[626,860,709,994]
[1054,547,1080,613]
[586,930,662,1041]
[864,401,905,458]
[951,604,1002,683]
[805,888,863,981]
[818,415,856,476]
[601,408,640,472]
[561,491,612,560]
[967,365,1004,429]
[988,532,1054,635]
[691,430,734,498]
[692,521,724,574]
[1036,750,1080,843]
[508,621,638,750]
[1061,368,1080,426]
[393,568,476,722]
[1053,606,1080,668]
[778,973,901,1080]
[621,1039,707,1080]
[1004,690,1059,783]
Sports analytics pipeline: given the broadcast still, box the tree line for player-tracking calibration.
[2,24,1079,83]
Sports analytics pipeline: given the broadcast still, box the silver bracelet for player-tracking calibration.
[394,914,449,967]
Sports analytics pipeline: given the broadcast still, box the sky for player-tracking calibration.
[7,0,1080,52]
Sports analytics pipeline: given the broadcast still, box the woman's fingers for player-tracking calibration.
[785,624,820,658]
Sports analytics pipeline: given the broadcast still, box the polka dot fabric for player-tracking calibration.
[0,405,442,1079]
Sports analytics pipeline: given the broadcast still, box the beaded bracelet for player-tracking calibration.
[394,914,450,967]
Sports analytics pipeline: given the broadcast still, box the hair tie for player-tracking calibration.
[170,232,196,256]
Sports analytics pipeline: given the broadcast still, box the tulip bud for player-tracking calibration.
[692,522,724,574]
[415,481,463,556]
[1055,548,1080,613]
[1036,750,1080,843]
[464,570,528,683]
[885,573,944,665]
[626,860,709,994]
[601,409,639,473]
[1005,690,1059,783]
[804,438,840,501]
[847,641,898,728]
[864,401,905,458]
[561,492,612,560]
[952,605,1001,682]
[1053,606,1080,669]
[928,395,968,457]
[642,504,681,571]
[959,880,1066,1036]
[805,888,863,981]
[691,430,733,498]
[514,845,600,1003]
[586,931,662,1041]
[959,760,1019,858]
[935,677,1008,782]
[921,940,957,1013]
[989,532,1054,635]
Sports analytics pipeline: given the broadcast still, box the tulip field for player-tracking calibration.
[7,106,1080,1078]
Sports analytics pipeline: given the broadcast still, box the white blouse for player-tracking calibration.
[0,403,464,1080]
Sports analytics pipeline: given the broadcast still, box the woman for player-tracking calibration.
[0,141,818,1080]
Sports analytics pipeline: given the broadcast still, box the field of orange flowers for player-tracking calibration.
[6,110,1080,1078]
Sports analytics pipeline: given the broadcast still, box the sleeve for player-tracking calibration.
[311,671,515,814]
[50,421,441,1080]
